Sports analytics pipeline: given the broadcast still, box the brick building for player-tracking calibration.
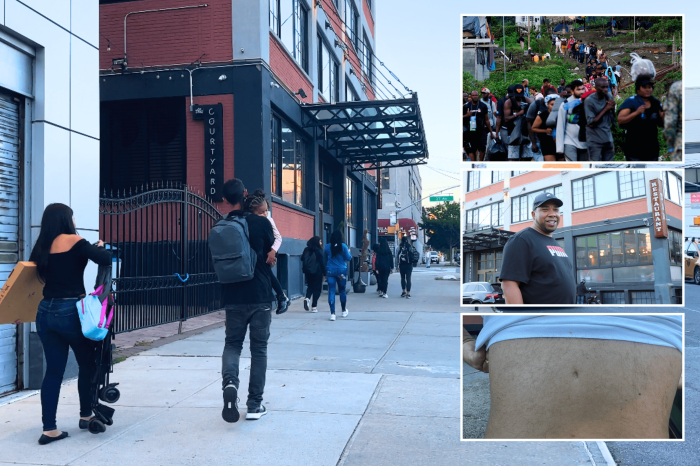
[98,0,427,297]
[462,170,684,304]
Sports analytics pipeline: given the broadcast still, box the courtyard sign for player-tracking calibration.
[193,104,224,202]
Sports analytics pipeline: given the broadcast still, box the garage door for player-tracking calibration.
[0,90,21,395]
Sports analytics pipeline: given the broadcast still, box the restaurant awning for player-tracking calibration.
[378,218,419,238]
[463,227,514,252]
[301,93,428,172]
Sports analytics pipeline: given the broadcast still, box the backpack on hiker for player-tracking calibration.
[399,243,413,264]
[302,248,319,275]
[208,213,257,284]
[572,90,595,142]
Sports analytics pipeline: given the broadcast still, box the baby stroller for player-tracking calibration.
[86,261,120,434]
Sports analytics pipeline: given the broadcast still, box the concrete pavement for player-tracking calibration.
[0,268,602,465]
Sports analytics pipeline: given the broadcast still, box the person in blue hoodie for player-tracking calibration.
[324,230,352,321]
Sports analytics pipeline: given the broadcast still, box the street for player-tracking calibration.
[1,268,598,466]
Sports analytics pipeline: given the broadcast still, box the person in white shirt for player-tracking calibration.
[555,79,588,161]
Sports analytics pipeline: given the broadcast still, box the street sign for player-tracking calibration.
[430,196,453,202]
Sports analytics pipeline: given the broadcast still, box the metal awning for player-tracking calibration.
[301,93,428,171]
[463,227,514,252]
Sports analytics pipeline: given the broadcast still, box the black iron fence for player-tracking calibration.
[99,183,223,334]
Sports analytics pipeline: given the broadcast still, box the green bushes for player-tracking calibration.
[463,62,575,99]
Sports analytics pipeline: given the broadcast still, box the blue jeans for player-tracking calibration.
[576,295,586,305]
[222,303,272,410]
[327,275,347,314]
[36,298,96,431]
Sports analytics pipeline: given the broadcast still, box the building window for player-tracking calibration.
[318,35,338,103]
[345,80,359,101]
[465,202,503,232]
[320,162,333,215]
[664,171,682,205]
[345,0,359,49]
[271,115,305,206]
[575,228,655,284]
[686,169,700,193]
[346,177,357,246]
[492,171,504,183]
[362,32,374,84]
[381,168,390,190]
[366,0,371,10]
[511,185,562,223]
[511,171,529,177]
[669,229,682,266]
[572,171,646,210]
[466,171,481,192]
[476,251,502,283]
[270,0,308,72]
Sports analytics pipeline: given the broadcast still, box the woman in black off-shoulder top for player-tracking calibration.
[28,203,112,445]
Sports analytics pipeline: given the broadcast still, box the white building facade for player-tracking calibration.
[377,166,423,261]
[0,0,100,396]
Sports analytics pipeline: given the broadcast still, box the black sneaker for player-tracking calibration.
[246,405,267,420]
[276,295,290,315]
[401,291,406,298]
[222,383,240,423]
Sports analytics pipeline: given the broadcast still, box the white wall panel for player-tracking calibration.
[1,0,5,25]
[5,0,70,128]
[30,122,70,223]
[70,37,99,138]
[70,133,99,231]
[70,0,98,48]
[20,0,70,30]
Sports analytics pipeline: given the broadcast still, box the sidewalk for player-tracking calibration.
[0,269,600,465]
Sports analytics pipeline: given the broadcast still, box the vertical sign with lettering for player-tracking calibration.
[649,178,668,238]
[193,104,224,202]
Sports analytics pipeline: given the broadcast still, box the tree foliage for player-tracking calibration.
[419,202,460,259]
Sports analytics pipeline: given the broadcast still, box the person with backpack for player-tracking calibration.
[324,230,352,321]
[396,236,415,299]
[531,94,559,161]
[302,236,326,313]
[211,179,275,423]
[246,190,289,315]
[584,77,616,161]
[617,75,665,161]
[375,239,394,298]
[555,79,588,161]
[28,204,113,444]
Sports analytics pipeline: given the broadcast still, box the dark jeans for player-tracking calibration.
[576,295,586,305]
[305,273,323,307]
[36,298,96,431]
[400,265,413,292]
[222,303,272,409]
[377,270,390,294]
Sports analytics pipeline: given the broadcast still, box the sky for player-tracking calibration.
[375,2,699,207]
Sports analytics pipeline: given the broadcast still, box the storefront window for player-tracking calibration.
[669,229,682,266]
[686,169,700,193]
[270,1,309,72]
[271,115,305,207]
[320,162,333,215]
[381,168,390,189]
[613,265,655,282]
[466,171,481,192]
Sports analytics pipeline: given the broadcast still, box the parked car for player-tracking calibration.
[428,251,440,264]
[462,282,505,305]
[685,241,700,285]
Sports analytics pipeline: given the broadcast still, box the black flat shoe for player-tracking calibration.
[38,432,69,445]
[79,419,91,429]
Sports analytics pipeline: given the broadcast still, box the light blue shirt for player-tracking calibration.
[475,315,682,352]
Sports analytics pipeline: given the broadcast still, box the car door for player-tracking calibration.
[463,284,476,302]
[686,243,699,281]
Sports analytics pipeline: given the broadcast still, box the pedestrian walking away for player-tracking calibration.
[215,179,276,423]
[375,238,394,298]
[324,230,352,320]
[499,192,576,305]
[29,203,113,444]
[301,236,326,313]
[576,279,589,305]
[246,189,290,315]
[397,236,415,298]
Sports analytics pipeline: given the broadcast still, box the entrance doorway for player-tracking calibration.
[476,251,502,283]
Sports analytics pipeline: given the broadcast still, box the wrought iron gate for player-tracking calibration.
[99,183,223,334]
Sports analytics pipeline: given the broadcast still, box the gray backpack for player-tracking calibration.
[208,214,257,283]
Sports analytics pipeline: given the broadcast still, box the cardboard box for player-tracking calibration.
[0,262,45,324]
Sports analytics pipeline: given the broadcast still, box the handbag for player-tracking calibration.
[76,285,113,341]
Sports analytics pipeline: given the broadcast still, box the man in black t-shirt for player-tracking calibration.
[500,191,576,305]
[463,90,495,161]
[220,179,275,423]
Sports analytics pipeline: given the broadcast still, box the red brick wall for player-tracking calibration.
[464,181,504,203]
[362,0,374,37]
[185,95,235,213]
[272,201,314,240]
[269,33,313,104]
[99,0,232,69]
[666,200,682,222]
[510,171,561,189]
[571,198,648,226]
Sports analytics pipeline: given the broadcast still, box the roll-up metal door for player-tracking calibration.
[0,90,21,395]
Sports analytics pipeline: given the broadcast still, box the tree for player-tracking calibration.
[419,202,460,260]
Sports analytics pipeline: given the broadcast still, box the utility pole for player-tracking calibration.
[503,16,506,83]
[527,16,531,50]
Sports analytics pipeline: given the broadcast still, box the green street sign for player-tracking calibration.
[430,196,453,202]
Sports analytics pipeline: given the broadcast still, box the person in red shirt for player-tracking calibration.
[540,78,553,96]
